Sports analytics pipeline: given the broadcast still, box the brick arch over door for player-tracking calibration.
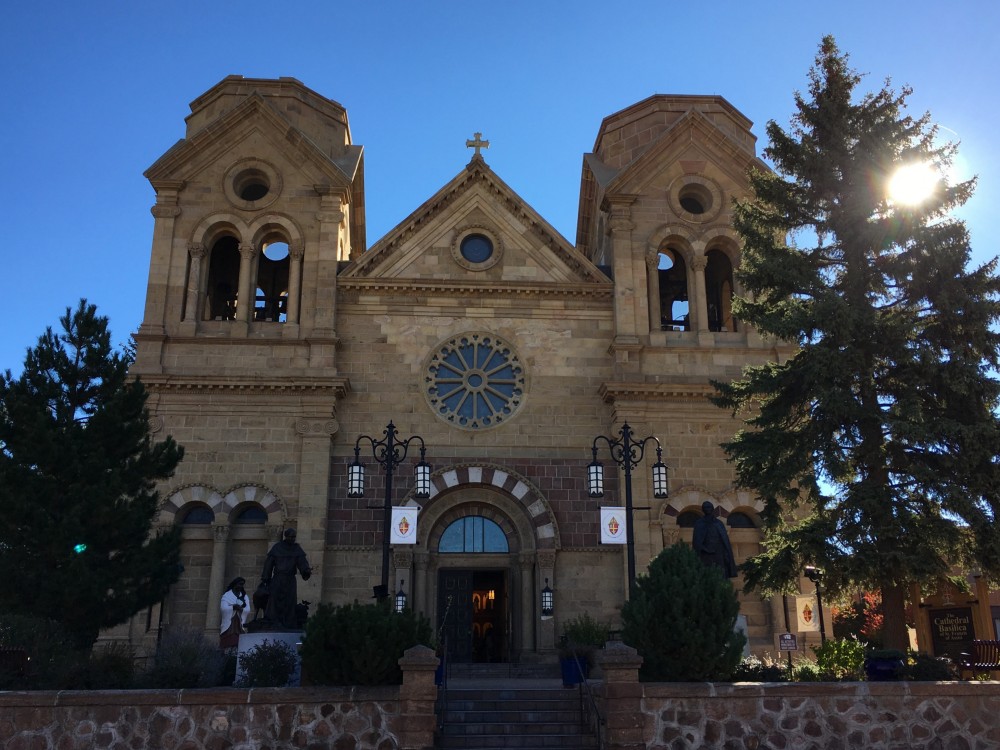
[415,464,560,551]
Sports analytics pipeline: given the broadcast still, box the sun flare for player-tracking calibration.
[888,162,940,206]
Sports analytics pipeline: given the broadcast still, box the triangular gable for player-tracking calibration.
[144,92,360,191]
[343,158,609,286]
[601,108,764,197]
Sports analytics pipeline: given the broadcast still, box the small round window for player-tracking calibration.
[460,234,493,263]
[234,169,270,202]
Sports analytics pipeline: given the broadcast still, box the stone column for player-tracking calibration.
[138,185,182,338]
[536,551,556,653]
[183,243,206,326]
[597,641,644,750]
[414,552,430,618]
[285,242,304,326]
[293,416,339,606]
[646,254,660,332]
[205,524,231,635]
[607,195,641,342]
[518,553,535,655]
[393,550,414,608]
[691,254,709,332]
[236,243,258,325]
[396,645,440,750]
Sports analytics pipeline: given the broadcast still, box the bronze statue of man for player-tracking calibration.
[692,501,738,578]
[260,528,312,630]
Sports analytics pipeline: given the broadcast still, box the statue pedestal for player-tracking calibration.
[236,631,304,686]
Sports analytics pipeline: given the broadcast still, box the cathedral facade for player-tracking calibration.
[132,76,794,661]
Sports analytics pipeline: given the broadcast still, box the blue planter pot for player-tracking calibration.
[865,656,904,681]
[560,657,589,686]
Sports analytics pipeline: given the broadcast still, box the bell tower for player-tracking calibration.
[132,77,357,632]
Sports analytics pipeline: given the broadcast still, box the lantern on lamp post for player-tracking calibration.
[588,422,668,593]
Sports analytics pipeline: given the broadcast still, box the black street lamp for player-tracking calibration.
[395,580,408,613]
[804,566,827,645]
[588,422,668,593]
[348,421,430,601]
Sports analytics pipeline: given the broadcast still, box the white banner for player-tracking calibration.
[600,507,627,544]
[390,506,418,545]
[796,595,820,632]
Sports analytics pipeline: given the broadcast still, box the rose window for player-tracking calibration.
[425,333,525,429]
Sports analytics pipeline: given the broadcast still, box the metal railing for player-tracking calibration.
[570,652,605,750]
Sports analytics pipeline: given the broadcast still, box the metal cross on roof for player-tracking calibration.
[466,132,490,158]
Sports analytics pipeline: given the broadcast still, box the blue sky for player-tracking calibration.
[2,2,997,373]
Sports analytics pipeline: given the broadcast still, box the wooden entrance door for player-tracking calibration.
[438,570,474,663]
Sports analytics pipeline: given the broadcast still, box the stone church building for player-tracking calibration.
[130,76,796,661]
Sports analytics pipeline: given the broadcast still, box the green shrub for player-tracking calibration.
[732,654,789,682]
[141,628,224,688]
[792,659,823,681]
[0,613,78,689]
[299,600,433,685]
[621,543,745,681]
[560,613,610,666]
[812,637,866,681]
[74,641,137,689]
[236,639,298,687]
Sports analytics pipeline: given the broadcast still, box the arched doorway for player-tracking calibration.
[409,470,560,664]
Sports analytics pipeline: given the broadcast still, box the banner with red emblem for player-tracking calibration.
[390,506,418,545]
[600,507,627,544]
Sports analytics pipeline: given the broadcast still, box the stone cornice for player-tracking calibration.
[599,381,717,403]
[338,277,613,300]
[140,374,351,397]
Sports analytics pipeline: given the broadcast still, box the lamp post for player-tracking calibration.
[588,422,668,593]
[348,421,430,601]
[804,566,827,645]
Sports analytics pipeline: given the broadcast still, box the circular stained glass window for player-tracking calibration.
[460,234,493,263]
[425,333,525,430]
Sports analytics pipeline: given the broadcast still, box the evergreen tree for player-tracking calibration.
[0,301,183,650]
[713,37,1000,651]
[621,543,744,681]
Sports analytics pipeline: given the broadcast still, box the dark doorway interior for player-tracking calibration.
[438,569,506,663]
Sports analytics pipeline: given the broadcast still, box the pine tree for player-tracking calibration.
[713,37,1000,651]
[621,543,745,681]
[0,300,183,650]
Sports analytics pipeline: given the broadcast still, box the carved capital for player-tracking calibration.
[214,525,230,542]
[150,205,181,219]
[316,210,346,224]
[289,242,305,261]
[239,244,258,260]
[536,551,556,570]
[294,418,339,436]
[393,550,414,570]
[691,256,708,272]
[188,242,206,259]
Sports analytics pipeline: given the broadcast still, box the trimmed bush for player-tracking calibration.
[141,628,224,688]
[813,637,866,681]
[732,654,789,682]
[300,600,433,685]
[236,639,298,687]
[621,543,745,681]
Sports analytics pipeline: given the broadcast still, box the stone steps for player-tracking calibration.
[437,666,599,750]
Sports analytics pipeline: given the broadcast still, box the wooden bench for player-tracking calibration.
[958,640,1000,679]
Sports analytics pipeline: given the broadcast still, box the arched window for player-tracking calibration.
[658,249,689,331]
[255,240,290,323]
[705,249,736,332]
[180,503,215,525]
[234,505,267,524]
[727,512,758,529]
[439,516,509,553]
[676,510,700,528]
[206,236,240,321]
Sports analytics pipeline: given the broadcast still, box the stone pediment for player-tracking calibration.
[144,92,361,193]
[340,158,610,289]
[599,108,764,198]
